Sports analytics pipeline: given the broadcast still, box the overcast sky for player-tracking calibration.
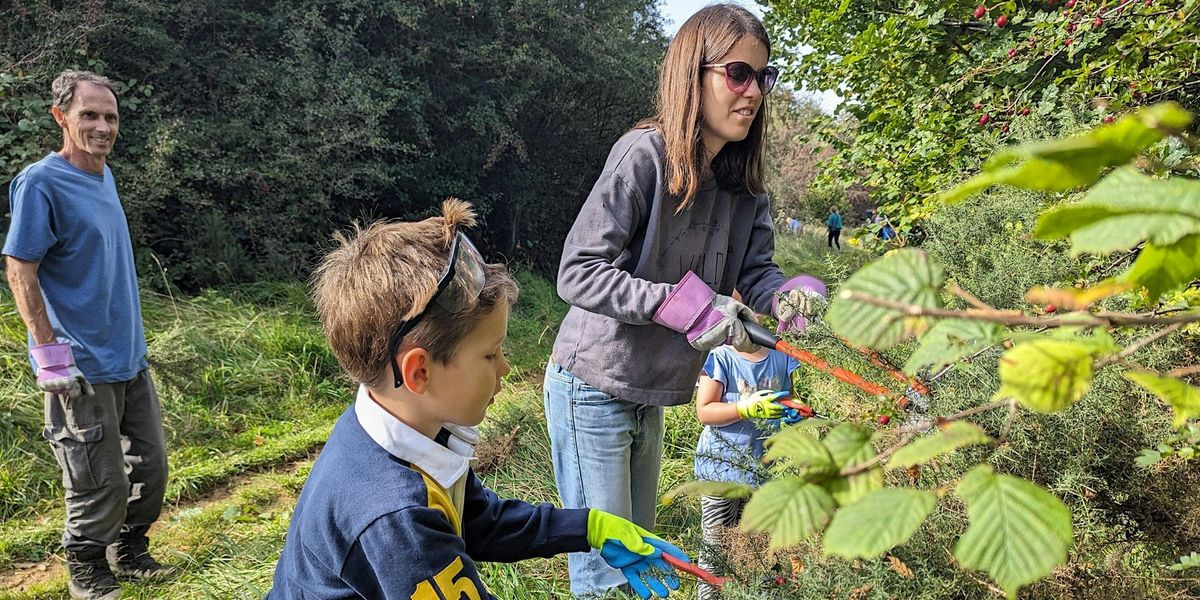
[658,0,842,112]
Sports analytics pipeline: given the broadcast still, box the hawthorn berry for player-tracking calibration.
[973,102,983,111]
[1008,47,1018,58]
[774,576,786,586]
[1093,16,1103,26]
[996,14,1009,27]
[1002,124,1010,133]
[878,415,891,425]
[979,113,990,125]
[1065,37,1074,45]
[1104,115,1115,123]
[1066,0,1076,6]
[974,5,987,18]
[1066,21,1077,32]
[1020,107,1031,115]
[1045,304,1057,313]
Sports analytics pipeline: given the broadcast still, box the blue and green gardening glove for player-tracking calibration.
[587,509,689,599]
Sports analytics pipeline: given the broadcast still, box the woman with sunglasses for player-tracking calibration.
[545,4,819,597]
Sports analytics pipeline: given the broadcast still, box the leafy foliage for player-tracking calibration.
[696,101,1200,596]
[822,488,937,560]
[887,421,991,469]
[0,0,666,287]
[740,478,835,549]
[825,248,945,349]
[765,0,1199,223]
[953,466,1073,598]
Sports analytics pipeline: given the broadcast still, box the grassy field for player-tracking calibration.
[2,228,1198,598]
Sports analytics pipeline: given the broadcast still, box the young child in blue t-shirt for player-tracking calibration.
[692,342,801,599]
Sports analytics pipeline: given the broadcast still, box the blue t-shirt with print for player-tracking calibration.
[3,153,147,383]
[694,347,800,486]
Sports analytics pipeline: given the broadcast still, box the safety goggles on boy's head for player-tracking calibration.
[388,231,487,388]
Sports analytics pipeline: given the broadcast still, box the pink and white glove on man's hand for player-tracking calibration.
[773,275,828,334]
[653,271,757,353]
[30,342,94,398]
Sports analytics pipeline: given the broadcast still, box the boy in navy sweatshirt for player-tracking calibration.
[267,199,690,599]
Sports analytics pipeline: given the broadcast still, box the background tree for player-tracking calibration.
[0,0,666,288]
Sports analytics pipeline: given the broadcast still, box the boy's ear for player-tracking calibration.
[399,348,432,394]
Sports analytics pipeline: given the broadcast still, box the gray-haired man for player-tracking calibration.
[4,70,171,599]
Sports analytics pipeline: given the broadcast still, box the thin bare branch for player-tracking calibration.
[948,282,993,310]
[1097,323,1183,367]
[840,290,1200,329]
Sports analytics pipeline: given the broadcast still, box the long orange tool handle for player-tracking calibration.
[743,321,892,397]
[662,553,729,588]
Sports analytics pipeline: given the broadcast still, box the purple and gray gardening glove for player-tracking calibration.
[773,274,828,334]
[653,271,756,353]
[31,342,93,399]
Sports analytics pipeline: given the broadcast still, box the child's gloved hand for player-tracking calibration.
[779,405,807,425]
[736,389,788,420]
[587,509,688,598]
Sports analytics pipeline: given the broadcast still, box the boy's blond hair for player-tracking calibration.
[312,199,517,386]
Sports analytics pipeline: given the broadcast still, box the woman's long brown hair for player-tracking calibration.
[636,3,771,212]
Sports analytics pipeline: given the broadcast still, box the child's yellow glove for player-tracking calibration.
[735,389,788,420]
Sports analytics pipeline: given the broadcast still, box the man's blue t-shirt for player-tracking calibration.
[694,347,800,486]
[3,153,147,383]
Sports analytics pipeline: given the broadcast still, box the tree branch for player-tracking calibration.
[840,399,1011,476]
[840,290,1200,329]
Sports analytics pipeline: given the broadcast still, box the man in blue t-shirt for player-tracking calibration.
[3,71,171,600]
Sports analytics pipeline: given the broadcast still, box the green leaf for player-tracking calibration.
[1125,371,1200,428]
[740,477,836,549]
[996,339,1105,412]
[1034,167,1200,255]
[887,422,993,469]
[1122,234,1200,302]
[821,424,882,506]
[953,466,1074,598]
[823,488,937,559]
[764,427,838,477]
[1170,551,1200,571]
[1134,448,1163,466]
[903,319,1006,376]
[938,103,1193,204]
[661,481,754,506]
[826,249,945,349]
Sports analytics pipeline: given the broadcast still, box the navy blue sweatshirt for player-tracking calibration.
[268,398,590,599]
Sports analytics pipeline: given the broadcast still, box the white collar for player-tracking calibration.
[353,385,478,489]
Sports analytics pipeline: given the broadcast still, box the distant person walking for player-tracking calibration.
[826,206,843,250]
[3,71,172,600]
[787,216,802,236]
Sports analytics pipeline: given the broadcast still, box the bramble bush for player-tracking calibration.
[670,103,1200,598]
[765,0,1199,233]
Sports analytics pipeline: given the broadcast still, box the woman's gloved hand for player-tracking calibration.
[653,271,756,352]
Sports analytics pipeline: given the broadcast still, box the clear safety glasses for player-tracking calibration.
[388,232,487,388]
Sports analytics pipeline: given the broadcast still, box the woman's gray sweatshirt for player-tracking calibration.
[552,128,787,406]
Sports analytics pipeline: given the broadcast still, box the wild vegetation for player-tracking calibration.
[3,1,1200,598]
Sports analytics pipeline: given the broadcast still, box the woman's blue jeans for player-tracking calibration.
[543,362,665,598]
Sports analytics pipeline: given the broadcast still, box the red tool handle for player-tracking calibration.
[743,320,892,397]
[777,398,815,417]
[662,553,729,588]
